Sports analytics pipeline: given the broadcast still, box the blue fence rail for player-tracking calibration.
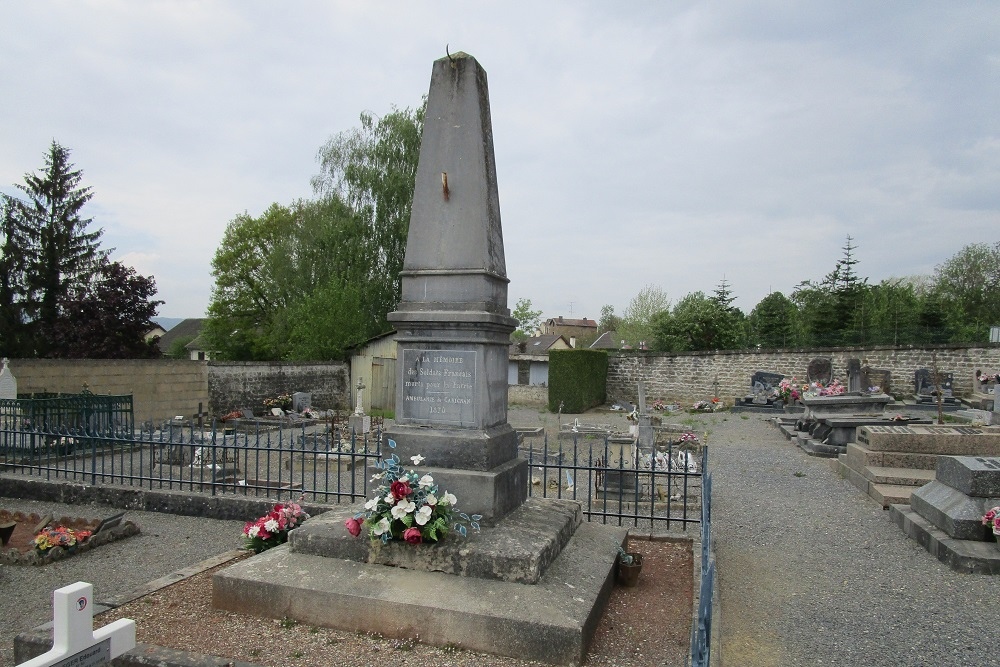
[689,453,714,666]
[0,420,704,530]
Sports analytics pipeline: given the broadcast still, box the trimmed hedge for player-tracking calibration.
[548,349,608,413]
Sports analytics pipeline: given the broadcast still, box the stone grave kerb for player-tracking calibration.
[385,52,526,523]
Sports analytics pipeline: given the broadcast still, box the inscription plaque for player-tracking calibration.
[400,349,477,426]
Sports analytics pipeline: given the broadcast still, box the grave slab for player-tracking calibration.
[909,480,997,541]
[890,503,1000,574]
[935,456,1000,497]
[857,425,1000,454]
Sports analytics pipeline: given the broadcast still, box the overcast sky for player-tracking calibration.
[2,2,998,322]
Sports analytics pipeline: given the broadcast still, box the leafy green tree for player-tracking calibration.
[312,102,425,334]
[167,336,195,359]
[748,291,798,348]
[47,260,163,358]
[598,304,621,333]
[933,241,1000,342]
[652,291,744,352]
[618,284,670,348]
[205,196,367,360]
[511,298,542,342]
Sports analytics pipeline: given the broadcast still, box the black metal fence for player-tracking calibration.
[0,393,134,457]
[0,420,704,530]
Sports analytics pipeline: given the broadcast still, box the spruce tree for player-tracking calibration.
[8,142,109,354]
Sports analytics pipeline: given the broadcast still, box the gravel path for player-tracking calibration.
[709,412,998,667]
[0,500,245,667]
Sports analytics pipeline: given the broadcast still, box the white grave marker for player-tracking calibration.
[17,582,135,667]
[0,358,17,400]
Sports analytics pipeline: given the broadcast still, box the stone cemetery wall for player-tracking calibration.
[207,361,349,415]
[509,383,548,406]
[606,344,1000,406]
[8,359,209,423]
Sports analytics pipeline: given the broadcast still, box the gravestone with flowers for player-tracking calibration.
[213,52,626,665]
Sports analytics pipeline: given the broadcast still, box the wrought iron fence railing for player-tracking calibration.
[0,421,704,530]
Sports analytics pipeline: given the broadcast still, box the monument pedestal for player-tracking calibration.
[213,499,627,664]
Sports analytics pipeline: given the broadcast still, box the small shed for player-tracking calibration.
[350,331,398,414]
[508,335,571,386]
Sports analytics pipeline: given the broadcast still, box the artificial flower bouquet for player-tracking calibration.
[982,506,1000,537]
[243,499,309,553]
[33,525,92,553]
[345,441,480,545]
[777,377,802,404]
[691,398,722,412]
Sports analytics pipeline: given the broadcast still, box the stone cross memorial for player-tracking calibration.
[17,582,135,667]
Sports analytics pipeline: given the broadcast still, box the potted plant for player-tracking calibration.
[616,544,642,586]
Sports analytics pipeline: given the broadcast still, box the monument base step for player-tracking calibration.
[213,520,627,665]
[870,482,918,508]
[795,437,845,458]
[890,504,1000,574]
[864,465,936,487]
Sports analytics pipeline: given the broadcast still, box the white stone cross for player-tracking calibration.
[17,582,135,667]
[354,379,366,416]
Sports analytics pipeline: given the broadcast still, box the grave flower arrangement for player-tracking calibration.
[691,398,722,412]
[982,506,1000,537]
[243,499,309,553]
[262,393,293,411]
[803,380,846,398]
[33,525,92,553]
[777,378,802,404]
[345,440,480,545]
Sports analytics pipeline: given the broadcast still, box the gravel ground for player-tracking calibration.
[0,500,246,667]
[708,411,999,667]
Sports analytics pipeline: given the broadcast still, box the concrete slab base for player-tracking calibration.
[795,437,844,458]
[890,504,1000,574]
[213,519,628,665]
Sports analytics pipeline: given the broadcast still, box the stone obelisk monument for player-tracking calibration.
[213,53,625,665]
[384,51,527,523]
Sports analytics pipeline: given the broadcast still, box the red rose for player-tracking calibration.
[390,480,412,500]
[344,517,361,537]
[403,527,422,545]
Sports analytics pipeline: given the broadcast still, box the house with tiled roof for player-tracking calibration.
[157,318,217,360]
[540,316,598,348]
[508,334,571,386]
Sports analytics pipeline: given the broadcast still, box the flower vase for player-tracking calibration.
[617,553,643,587]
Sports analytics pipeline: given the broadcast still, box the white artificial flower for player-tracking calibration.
[371,472,385,480]
[264,518,280,533]
[410,455,425,465]
[364,497,379,511]
[442,492,458,506]
[373,518,390,536]
[415,505,433,526]
[424,494,437,506]
[418,474,435,489]
[391,500,416,520]
[247,525,260,538]
[385,494,395,505]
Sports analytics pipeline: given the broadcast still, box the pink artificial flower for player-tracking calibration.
[402,527,423,545]
[993,516,1000,535]
[344,517,361,537]
[983,508,998,525]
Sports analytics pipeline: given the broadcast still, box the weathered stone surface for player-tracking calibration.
[215,519,628,665]
[806,357,832,384]
[890,503,1000,574]
[935,456,1000,497]
[858,425,1000,454]
[801,394,891,420]
[291,497,580,584]
[909,480,997,540]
